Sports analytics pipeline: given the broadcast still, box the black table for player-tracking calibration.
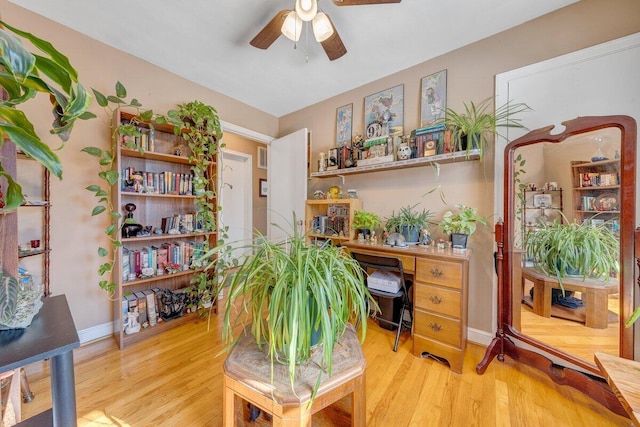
[0,295,80,427]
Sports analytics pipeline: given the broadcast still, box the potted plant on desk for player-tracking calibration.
[438,204,487,249]
[220,217,376,394]
[384,204,433,244]
[352,209,381,240]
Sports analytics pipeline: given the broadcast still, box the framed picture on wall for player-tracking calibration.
[364,84,404,140]
[259,178,268,197]
[258,146,267,169]
[336,103,353,147]
[420,69,447,127]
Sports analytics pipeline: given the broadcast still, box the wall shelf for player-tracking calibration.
[310,149,480,178]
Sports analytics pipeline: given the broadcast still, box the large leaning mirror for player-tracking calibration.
[477,115,637,416]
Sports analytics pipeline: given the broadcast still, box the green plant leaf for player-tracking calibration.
[0,122,62,178]
[115,81,126,98]
[0,273,19,324]
[0,27,35,82]
[92,206,106,216]
[98,247,108,257]
[81,146,103,157]
[91,89,108,107]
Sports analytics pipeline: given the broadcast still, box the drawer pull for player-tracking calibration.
[430,267,443,277]
[429,322,442,332]
[429,295,443,304]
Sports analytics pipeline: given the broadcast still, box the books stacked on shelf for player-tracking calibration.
[578,172,619,187]
[119,120,158,152]
[121,167,194,195]
[122,240,208,282]
[160,213,199,234]
[411,124,451,157]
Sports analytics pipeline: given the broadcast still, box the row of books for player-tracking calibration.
[120,122,157,153]
[578,172,619,187]
[122,287,192,331]
[160,213,204,234]
[122,167,194,195]
[122,241,208,281]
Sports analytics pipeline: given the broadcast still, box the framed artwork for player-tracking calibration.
[533,194,552,208]
[420,70,447,127]
[336,103,353,147]
[364,85,404,140]
[259,178,268,197]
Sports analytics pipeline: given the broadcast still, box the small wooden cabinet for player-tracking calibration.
[412,252,470,373]
[305,198,362,245]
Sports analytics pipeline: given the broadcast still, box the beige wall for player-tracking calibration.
[5,0,640,337]
[280,0,640,334]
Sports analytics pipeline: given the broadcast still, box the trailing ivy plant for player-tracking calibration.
[166,100,231,311]
[81,82,166,293]
[0,20,93,210]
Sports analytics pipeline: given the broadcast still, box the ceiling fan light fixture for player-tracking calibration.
[281,11,302,41]
[295,0,318,21]
[312,12,334,42]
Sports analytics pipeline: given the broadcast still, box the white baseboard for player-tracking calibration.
[467,327,493,347]
[77,321,113,344]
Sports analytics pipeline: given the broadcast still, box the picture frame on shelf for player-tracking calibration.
[420,69,447,127]
[364,84,404,140]
[336,103,353,147]
[259,178,268,197]
[533,194,552,208]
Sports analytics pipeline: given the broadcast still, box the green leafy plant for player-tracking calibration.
[221,216,375,395]
[524,215,619,290]
[438,204,488,236]
[385,204,433,242]
[0,20,93,210]
[82,82,166,293]
[438,98,531,161]
[352,209,381,231]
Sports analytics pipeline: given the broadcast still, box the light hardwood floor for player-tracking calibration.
[20,314,631,426]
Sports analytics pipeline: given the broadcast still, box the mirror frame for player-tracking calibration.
[477,115,637,416]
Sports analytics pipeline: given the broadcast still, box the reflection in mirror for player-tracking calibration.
[512,128,621,363]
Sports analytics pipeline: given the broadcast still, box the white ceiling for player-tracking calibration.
[11,0,577,117]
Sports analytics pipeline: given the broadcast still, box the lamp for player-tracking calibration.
[295,0,318,21]
[312,12,334,42]
[281,10,302,41]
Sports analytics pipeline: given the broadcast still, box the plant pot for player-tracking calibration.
[400,225,420,244]
[459,133,480,151]
[451,233,469,249]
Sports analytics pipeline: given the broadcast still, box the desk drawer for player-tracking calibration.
[414,310,461,347]
[414,283,460,317]
[415,258,462,289]
[348,248,415,273]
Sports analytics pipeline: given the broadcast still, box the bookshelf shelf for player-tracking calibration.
[112,111,217,350]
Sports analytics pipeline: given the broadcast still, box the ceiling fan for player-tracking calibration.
[250,0,401,61]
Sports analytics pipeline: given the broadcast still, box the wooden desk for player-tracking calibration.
[595,352,640,425]
[522,267,618,329]
[342,241,471,373]
[222,326,366,426]
[0,295,80,427]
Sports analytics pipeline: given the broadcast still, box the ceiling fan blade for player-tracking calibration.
[320,17,347,61]
[332,0,401,6]
[250,10,289,49]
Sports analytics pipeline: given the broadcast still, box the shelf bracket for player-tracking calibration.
[336,175,346,186]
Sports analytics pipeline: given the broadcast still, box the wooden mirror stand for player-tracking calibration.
[476,115,637,417]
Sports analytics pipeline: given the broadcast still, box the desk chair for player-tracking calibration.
[351,252,412,352]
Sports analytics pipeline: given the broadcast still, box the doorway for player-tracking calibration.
[219,149,252,265]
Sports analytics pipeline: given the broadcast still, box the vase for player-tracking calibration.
[451,233,469,249]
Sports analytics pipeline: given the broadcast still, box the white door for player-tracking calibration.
[267,129,308,242]
[220,149,252,265]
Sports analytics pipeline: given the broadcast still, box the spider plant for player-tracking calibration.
[438,98,531,160]
[384,204,433,243]
[524,214,619,290]
[221,217,375,394]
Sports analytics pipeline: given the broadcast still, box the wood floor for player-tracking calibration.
[19,314,631,426]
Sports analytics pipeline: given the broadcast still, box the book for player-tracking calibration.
[143,289,157,326]
[134,291,148,326]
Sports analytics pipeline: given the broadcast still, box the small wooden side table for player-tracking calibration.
[223,327,366,426]
[594,352,640,425]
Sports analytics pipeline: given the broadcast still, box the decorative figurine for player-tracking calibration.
[420,229,432,246]
[122,203,143,238]
[124,309,141,334]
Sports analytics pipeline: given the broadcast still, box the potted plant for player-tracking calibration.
[524,216,619,288]
[384,204,433,244]
[352,209,381,238]
[438,98,531,160]
[438,204,487,249]
[220,217,375,395]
